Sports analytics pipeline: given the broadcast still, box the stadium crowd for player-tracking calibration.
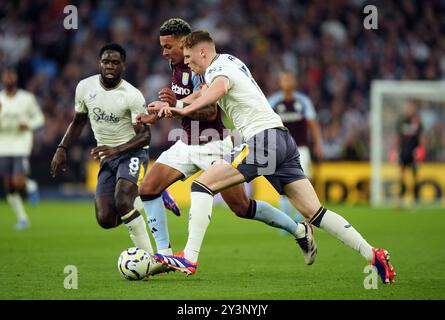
[0,0,444,184]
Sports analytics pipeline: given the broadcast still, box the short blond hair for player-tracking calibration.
[181,30,214,48]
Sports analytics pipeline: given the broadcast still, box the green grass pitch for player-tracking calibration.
[0,200,444,300]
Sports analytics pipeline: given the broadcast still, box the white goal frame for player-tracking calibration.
[370,80,445,206]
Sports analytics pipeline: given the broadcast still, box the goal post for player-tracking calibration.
[370,80,445,207]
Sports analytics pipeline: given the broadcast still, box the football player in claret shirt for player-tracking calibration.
[137,18,308,258]
[148,31,395,285]
[268,70,323,223]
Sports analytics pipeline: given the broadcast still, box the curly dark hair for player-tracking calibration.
[159,18,192,36]
[99,43,126,62]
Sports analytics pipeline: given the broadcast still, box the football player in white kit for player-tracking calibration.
[0,68,45,230]
[150,31,395,284]
[50,44,176,275]
[137,18,313,258]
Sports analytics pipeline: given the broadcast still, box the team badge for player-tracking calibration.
[182,72,190,86]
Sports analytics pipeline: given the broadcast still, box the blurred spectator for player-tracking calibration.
[0,0,444,187]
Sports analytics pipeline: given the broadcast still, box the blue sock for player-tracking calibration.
[254,200,298,235]
[280,196,304,223]
[142,196,170,251]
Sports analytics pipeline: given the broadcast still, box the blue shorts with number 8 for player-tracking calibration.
[96,149,148,196]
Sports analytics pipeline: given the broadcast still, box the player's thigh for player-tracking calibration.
[196,160,246,194]
[139,162,184,195]
[10,175,26,189]
[10,157,28,188]
[115,151,147,210]
[95,195,120,229]
[220,183,250,216]
[192,136,233,171]
[283,178,321,219]
[155,141,198,180]
[115,178,139,213]
[96,162,116,198]
[0,157,11,180]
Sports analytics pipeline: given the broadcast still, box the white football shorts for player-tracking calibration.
[155,136,233,179]
[298,145,311,178]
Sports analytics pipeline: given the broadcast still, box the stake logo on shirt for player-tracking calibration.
[92,107,120,123]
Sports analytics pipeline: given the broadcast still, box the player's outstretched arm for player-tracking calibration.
[51,112,88,177]
[156,77,229,119]
[136,112,159,125]
[90,123,150,160]
[157,87,217,121]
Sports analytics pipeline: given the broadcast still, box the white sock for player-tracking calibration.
[122,211,154,255]
[6,193,29,222]
[133,196,144,212]
[184,191,214,263]
[158,248,173,255]
[316,209,374,261]
[26,179,38,194]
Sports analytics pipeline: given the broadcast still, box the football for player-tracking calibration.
[117,247,151,280]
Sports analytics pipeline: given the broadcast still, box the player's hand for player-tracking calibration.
[147,100,169,112]
[415,145,426,162]
[158,106,173,118]
[91,145,120,160]
[158,106,186,118]
[314,143,324,160]
[158,88,177,107]
[50,148,67,178]
[136,112,158,124]
[389,148,398,163]
[18,123,29,131]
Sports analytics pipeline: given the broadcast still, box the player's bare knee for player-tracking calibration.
[96,214,118,229]
[114,195,134,215]
[12,176,26,189]
[138,180,164,197]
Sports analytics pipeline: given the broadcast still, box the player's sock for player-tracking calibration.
[184,182,214,263]
[250,200,300,235]
[25,178,40,207]
[310,206,373,261]
[133,196,144,212]
[6,193,29,223]
[158,248,173,255]
[121,208,153,255]
[141,194,171,252]
[25,178,37,194]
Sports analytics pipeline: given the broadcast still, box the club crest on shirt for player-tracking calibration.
[182,72,190,86]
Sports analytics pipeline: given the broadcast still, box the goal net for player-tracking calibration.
[370,80,445,207]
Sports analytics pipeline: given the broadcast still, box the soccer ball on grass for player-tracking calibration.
[117,247,151,280]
